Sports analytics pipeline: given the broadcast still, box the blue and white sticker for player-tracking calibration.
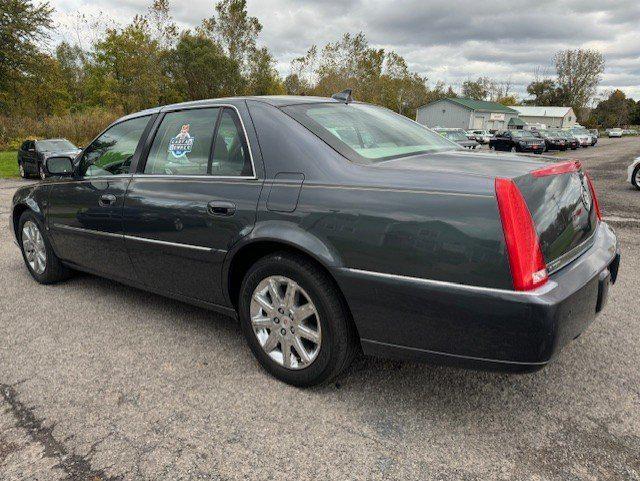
[168,124,194,158]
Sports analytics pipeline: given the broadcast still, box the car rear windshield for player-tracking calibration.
[282,103,457,163]
[443,131,467,141]
[511,131,535,139]
[36,139,76,151]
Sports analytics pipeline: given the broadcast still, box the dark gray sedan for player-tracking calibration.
[17,138,81,179]
[10,95,620,386]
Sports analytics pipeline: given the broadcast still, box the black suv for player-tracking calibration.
[18,139,81,179]
[489,130,544,154]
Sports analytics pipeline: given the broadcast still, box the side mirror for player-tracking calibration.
[45,156,74,176]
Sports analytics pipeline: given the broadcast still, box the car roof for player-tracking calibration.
[161,95,340,111]
[116,95,342,123]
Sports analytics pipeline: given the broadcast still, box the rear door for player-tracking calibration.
[123,104,262,304]
[46,115,153,280]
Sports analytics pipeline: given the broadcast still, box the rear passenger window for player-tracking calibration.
[144,108,219,175]
[211,108,253,177]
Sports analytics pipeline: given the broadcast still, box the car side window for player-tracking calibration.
[211,108,253,177]
[79,116,150,177]
[144,108,219,175]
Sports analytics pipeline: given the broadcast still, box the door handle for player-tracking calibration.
[98,193,117,207]
[207,201,236,216]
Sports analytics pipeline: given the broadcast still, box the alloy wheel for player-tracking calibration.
[250,275,321,370]
[22,221,47,275]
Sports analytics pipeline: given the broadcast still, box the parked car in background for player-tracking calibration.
[489,130,544,153]
[552,130,579,150]
[569,128,592,146]
[9,94,620,386]
[608,128,623,138]
[434,128,479,149]
[17,138,81,179]
[531,130,567,151]
[470,130,493,144]
[627,156,640,190]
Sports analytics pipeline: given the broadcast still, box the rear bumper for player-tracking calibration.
[333,222,619,372]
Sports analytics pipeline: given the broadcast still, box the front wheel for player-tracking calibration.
[238,252,358,387]
[18,211,70,283]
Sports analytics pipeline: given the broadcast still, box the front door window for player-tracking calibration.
[79,116,151,177]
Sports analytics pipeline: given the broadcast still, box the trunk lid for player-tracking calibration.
[514,162,599,273]
[374,152,598,273]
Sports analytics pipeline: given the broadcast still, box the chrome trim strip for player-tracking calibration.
[51,223,123,239]
[51,223,217,252]
[302,183,491,197]
[123,235,215,252]
[546,225,598,274]
[130,174,259,182]
[340,267,558,297]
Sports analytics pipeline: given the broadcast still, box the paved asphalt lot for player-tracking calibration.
[1,137,639,480]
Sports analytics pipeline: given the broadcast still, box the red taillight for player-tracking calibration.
[495,178,548,291]
[585,172,602,220]
[532,161,581,177]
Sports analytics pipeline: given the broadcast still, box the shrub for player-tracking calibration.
[0,108,121,150]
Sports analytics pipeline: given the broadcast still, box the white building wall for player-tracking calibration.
[416,100,472,129]
[519,115,564,128]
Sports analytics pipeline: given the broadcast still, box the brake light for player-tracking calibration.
[495,178,548,291]
[585,172,602,220]
[532,161,581,177]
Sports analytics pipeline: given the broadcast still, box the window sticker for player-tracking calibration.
[168,124,195,158]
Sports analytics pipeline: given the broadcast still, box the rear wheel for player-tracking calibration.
[632,165,640,190]
[238,252,357,387]
[18,211,70,283]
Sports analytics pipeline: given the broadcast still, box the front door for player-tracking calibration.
[123,106,262,305]
[46,115,152,280]
[20,141,37,174]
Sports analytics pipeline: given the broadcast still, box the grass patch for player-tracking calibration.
[0,151,19,178]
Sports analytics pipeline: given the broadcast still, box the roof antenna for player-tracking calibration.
[331,89,353,104]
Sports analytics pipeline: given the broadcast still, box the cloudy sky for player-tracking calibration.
[50,0,640,101]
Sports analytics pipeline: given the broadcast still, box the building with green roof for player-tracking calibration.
[416,97,521,131]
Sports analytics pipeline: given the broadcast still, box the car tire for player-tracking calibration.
[238,252,358,387]
[632,164,640,191]
[18,211,71,284]
[38,163,47,180]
